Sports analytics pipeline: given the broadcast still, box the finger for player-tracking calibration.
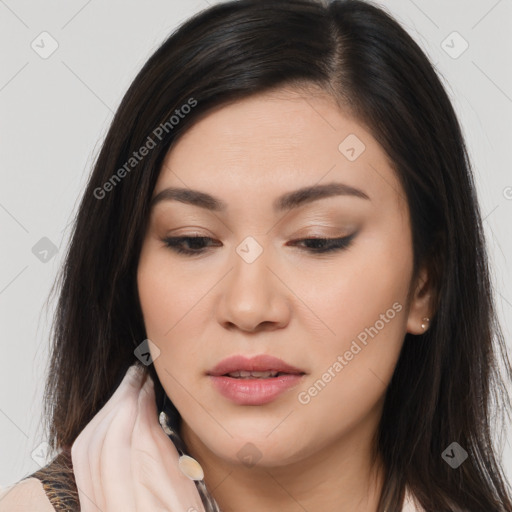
[89,364,147,432]
[72,412,101,512]
[99,377,141,511]
[72,364,146,511]
[87,407,120,511]
[73,406,120,512]
[132,376,206,512]
[132,376,169,510]
[88,367,148,510]
[73,363,146,478]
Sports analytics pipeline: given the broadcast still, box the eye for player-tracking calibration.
[162,236,220,255]
[288,233,356,253]
[162,234,356,256]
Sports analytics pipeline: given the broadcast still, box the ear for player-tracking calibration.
[406,264,434,335]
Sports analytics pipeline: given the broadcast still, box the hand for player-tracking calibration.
[71,364,206,512]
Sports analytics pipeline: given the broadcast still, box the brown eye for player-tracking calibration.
[287,233,356,254]
[162,236,219,255]
[162,233,357,257]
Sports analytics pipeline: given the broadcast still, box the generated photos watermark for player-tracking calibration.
[94,97,197,200]
[297,301,403,405]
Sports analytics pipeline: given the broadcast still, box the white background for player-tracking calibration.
[1,0,511,490]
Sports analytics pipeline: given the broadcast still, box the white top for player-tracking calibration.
[0,477,425,511]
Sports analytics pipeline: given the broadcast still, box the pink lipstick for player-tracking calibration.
[207,354,305,405]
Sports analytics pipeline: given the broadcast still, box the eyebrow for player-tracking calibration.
[150,181,370,213]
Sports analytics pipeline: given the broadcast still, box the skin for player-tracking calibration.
[70,366,207,512]
[137,86,433,512]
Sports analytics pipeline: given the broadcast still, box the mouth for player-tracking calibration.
[207,353,306,377]
[221,370,295,379]
[207,354,306,405]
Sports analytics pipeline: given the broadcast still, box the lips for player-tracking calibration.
[207,354,306,405]
[207,354,305,377]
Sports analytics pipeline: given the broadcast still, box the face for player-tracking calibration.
[137,86,430,469]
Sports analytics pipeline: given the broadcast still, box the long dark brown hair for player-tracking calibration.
[41,0,512,510]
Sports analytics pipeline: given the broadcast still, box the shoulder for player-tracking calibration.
[0,478,54,511]
[0,449,79,512]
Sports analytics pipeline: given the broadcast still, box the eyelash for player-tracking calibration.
[162,234,356,256]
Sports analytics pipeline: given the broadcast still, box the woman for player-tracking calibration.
[1,0,511,510]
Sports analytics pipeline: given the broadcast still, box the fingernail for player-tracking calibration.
[144,373,155,388]
[128,364,144,378]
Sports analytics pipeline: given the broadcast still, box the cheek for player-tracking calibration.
[137,244,215,389]
[137,244,205,338]
[292,228,413,432]
[293,225,412,350]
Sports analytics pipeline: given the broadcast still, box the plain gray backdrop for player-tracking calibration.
[1,0,511,490]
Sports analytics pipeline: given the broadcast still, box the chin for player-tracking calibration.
[197,423,314,468]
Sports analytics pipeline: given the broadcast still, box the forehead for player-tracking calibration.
[155,86,406,215]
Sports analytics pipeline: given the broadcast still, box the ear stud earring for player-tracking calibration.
[421,317,430,330]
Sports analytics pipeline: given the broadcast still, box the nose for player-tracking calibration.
[216,248,291,333]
